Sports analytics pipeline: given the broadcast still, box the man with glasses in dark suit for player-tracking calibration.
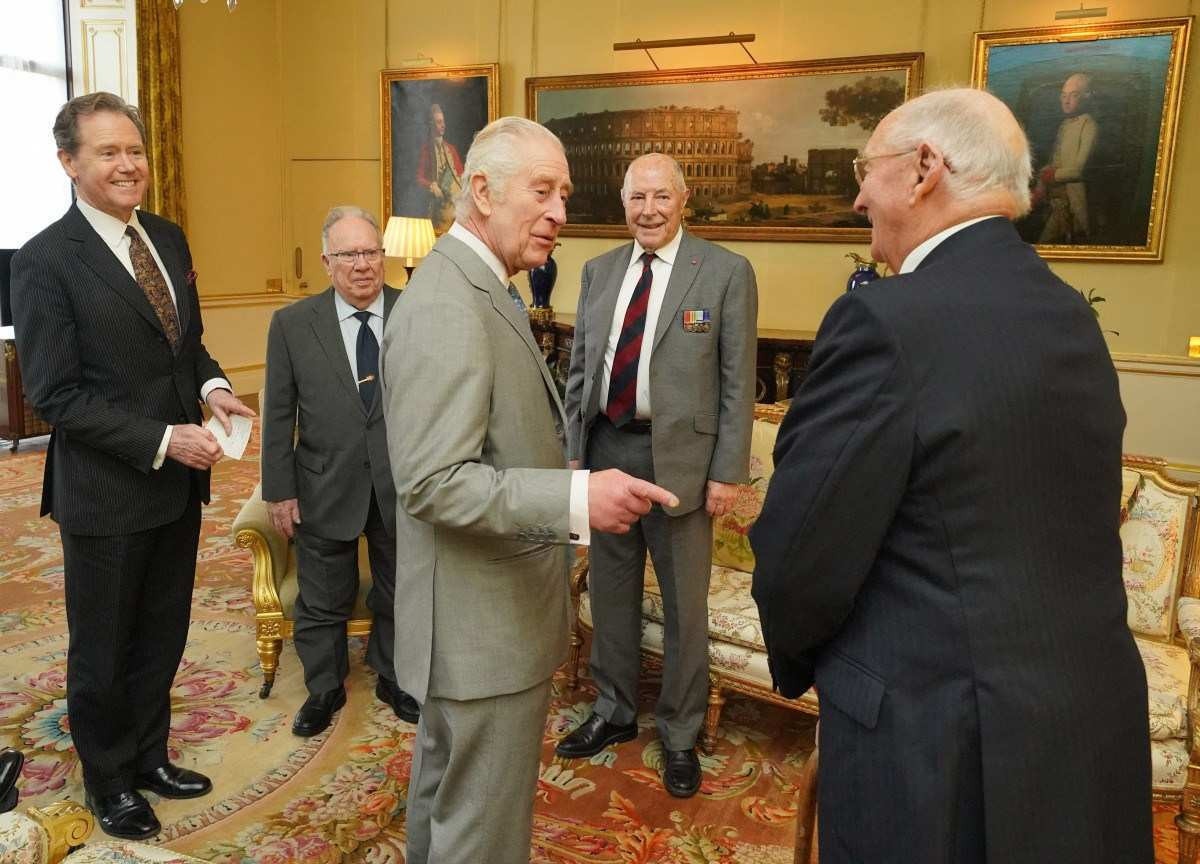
[11,92,255,840]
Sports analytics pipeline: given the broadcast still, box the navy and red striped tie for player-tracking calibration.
[605,252,655,427]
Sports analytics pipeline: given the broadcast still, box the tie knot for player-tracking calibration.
[353,310,372,325]
[640,252,656,267]
[125,225,139,241]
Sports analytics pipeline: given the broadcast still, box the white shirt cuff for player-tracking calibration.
[200,378,233,404]
[569,469,590,546]
[153,426,172,470]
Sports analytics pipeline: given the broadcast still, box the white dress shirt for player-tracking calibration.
[899,215,1003,274]
[447,222,590,544]
[75,199,232,469]
[333,289,385,383]
[598,225,683,418]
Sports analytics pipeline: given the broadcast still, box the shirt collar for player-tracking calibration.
[449,221,509,289]
[76,198,143,252]
[899,215,1002,274]
[333,287,385,322]
[630,225,683,269]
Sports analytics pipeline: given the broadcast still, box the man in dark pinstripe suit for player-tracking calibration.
[11,92,254,840]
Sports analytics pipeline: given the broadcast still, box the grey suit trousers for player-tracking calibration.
[405,679,553,864]
[587,417,713,750]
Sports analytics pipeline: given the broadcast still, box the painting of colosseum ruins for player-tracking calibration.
[526,53,923,242]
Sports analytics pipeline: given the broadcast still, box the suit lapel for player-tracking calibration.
[140,216,191,346]
[587,243,633,394]
[437,236,567,423]
[652,231,703,352]
[64,207,166,341]
[310,288,363,412]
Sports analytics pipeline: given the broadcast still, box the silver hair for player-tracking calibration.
[454,116,565,221]
[320,205,381,254]
[620,153,688,202]
[882,87,1033,217]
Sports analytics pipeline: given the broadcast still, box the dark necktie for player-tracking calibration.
[507,282,527,313]
[605,252,655,427]
[354,310,378,410]
[125,226,180,349]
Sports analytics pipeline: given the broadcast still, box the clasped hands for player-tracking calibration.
[165,388,256,470]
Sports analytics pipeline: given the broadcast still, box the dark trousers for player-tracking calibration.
[60,493,201,797]
[293,491,396,695]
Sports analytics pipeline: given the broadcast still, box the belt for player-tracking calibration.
[614,417,652,434]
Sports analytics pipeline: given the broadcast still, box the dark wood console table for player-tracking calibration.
[0,335,52,451]
[528,311,816,404]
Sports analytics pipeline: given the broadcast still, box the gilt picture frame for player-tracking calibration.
[380,63,499,234]
[972,17,1192,261]
[525,53,924,242]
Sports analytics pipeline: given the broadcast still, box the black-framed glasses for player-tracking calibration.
[852,148,918,185]
[327,248,384,265]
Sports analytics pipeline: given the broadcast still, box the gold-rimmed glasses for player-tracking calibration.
[327,248,384,265]
[852,148,918,185]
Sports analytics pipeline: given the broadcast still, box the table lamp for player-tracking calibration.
[383,216,436,282]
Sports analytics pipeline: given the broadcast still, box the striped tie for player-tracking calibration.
[605,252,655,427]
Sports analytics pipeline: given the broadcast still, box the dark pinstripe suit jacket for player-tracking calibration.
[11,205,226,537]
[750,217,1152,863]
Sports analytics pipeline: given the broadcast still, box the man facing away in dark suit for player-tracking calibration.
[556,153,757,798]
[750,88,1152,863]
[11,92,255,840]
[261,205,418,737]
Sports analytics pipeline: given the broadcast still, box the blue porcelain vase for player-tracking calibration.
[845,252,881,292]
[528,244,560,308]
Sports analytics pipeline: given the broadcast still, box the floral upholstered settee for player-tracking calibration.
[567,404,819,754]
[1119,456,1200,862]
[0,801,205,864]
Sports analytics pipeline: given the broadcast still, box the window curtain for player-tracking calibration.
[135,0,187,230]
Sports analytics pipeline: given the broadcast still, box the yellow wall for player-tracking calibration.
[180,0,1199,358]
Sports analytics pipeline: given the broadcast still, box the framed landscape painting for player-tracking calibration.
[972,17,1192,261]
[526,53,924,242]
[380,64,498,234]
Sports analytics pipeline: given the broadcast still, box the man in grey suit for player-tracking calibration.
[262,206,418,737]
[556,153,758,797]
[381,117,678,864]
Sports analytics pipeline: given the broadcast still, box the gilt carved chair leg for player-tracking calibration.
[1177,761,1200,864]
[256,636,281,699]
[702,673,725,755]
[566,625,583,691]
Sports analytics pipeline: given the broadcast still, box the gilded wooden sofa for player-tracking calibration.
[0,801,205,864]
[567,404,819,754]
[231,481,374,698]
[1120,456,1200,862]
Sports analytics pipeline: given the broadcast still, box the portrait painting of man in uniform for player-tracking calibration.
[972,17,1191,261]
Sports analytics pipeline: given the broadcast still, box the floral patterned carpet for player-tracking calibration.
[0,430,1185,862]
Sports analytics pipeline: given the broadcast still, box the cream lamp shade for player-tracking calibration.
[383,216,436,277]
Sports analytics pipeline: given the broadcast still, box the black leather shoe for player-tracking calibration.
[555,711,638,759]
[663,747,702,798]
[0,748,23,813]
[134,763,212,799]
[292,687,347,737]
[376,679,420,724]
[85,789,161,840]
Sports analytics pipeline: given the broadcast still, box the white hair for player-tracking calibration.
[454,116,565,221]
[620,153,687,202]
[321,205,381,253]
[883,87,1033,217]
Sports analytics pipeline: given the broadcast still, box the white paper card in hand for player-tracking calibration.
[205,414,252,460]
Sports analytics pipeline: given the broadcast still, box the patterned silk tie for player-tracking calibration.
[605,252,655,427]
[506,282,527,313]
[354,311,378,411]
[125,226,180,350]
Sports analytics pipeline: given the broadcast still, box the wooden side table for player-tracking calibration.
[0,336,52,451]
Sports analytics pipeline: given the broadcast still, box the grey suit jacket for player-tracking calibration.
[260,285,399,541]
[380,234,574,704]
[565,230,758,514]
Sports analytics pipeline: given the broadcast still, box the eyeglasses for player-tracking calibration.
[852,148,918,185]
[327,248,384,265]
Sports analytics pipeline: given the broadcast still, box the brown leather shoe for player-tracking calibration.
[663,747,701,798]
[555,711,638,759]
